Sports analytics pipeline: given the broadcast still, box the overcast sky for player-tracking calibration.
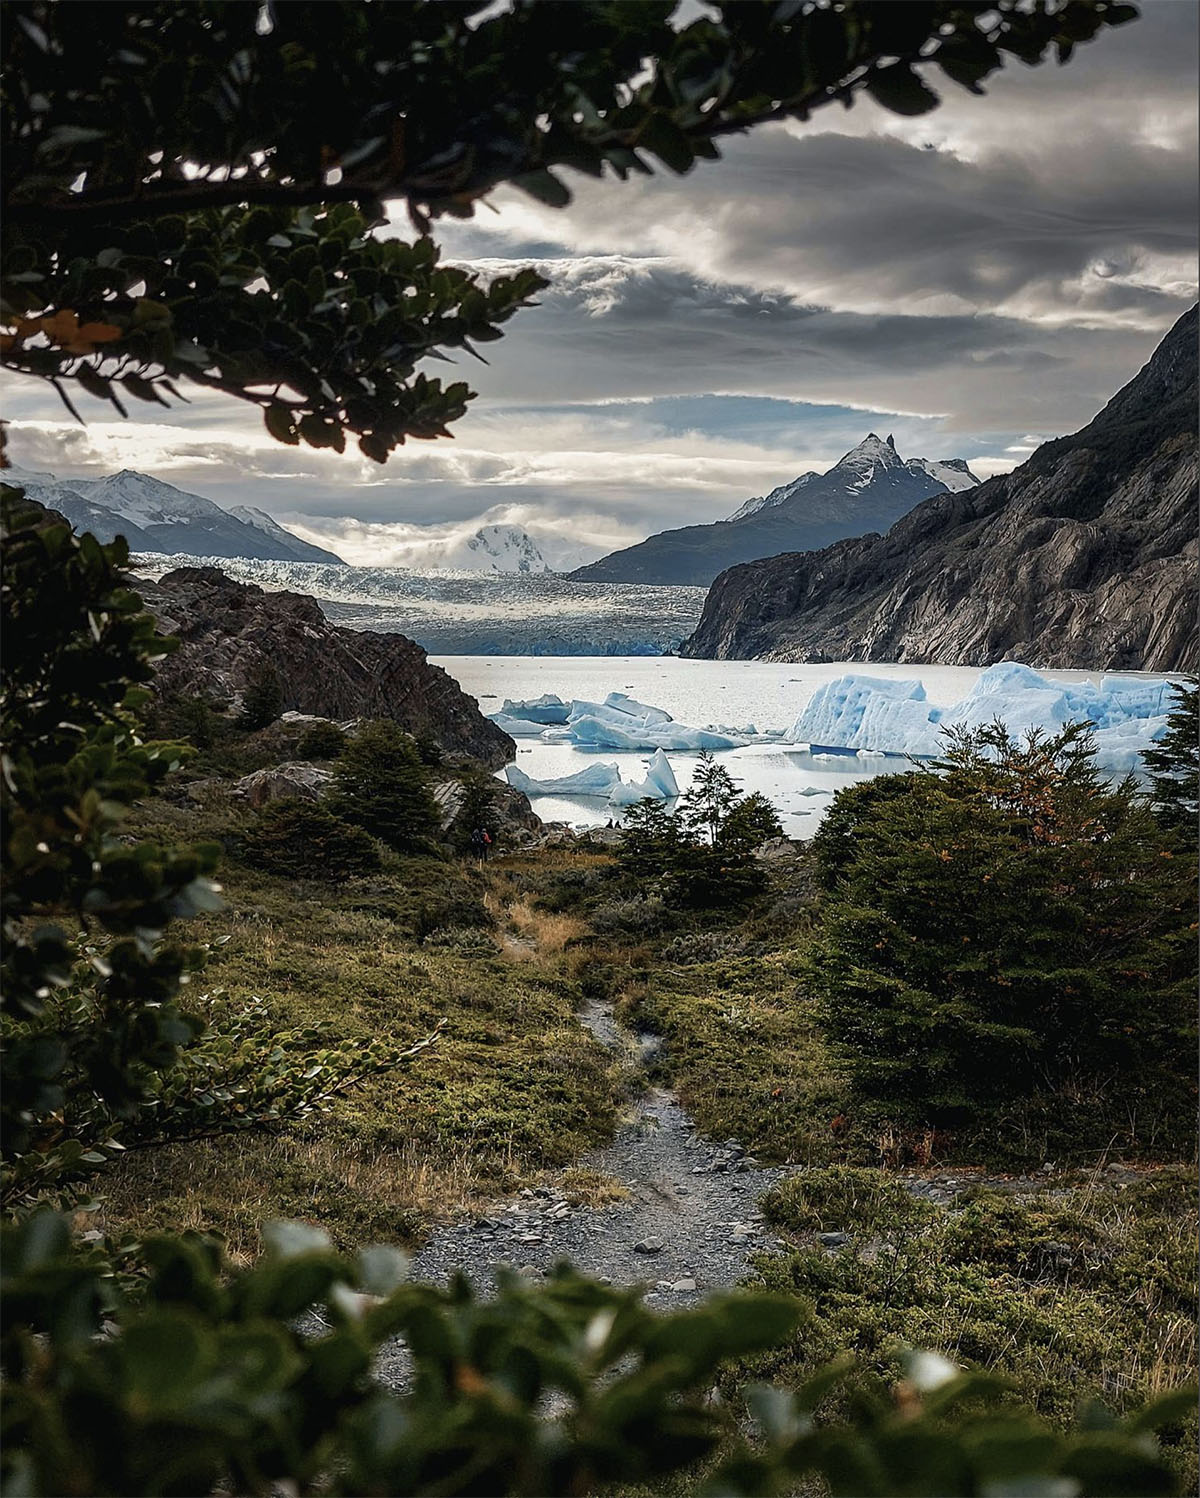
[3,0,1196,567]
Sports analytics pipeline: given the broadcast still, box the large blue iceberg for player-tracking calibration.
[786,662,1176,771]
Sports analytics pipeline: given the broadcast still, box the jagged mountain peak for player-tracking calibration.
[680,306,1198,671]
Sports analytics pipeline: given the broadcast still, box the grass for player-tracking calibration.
[98,789,623,1251]
[744,1165,1199,1491]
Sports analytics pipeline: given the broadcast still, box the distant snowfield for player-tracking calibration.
[435,657,1178,839]
[131,555,706,655]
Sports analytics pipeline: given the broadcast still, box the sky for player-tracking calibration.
[3,0,1197,568]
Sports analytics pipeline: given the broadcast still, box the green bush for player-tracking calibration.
[241,797,382,880]
[237,662,284,731]
[4,1210,1192,1498]
[296,719,347,760]
[333,720,441,854]
[809,725,1197,1155]
[762,1166,937,1237]
[748,1172,1199,1492]
[617,761,783,908]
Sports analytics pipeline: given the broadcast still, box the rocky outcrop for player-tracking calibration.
[138,566,515,767]
[680,307,1198,672]
[233,762,336,808]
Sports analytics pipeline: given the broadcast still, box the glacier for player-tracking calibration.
[786,662,1175,770]
[130,555,706,656]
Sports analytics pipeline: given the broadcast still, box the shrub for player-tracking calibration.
[332,719,440,854]
[237,662,284,730]
[241,797,382,880]
[761,1166,938,1237]
[810,725,1197,1155]
[590,893,670,937]
[1141,676,1199,840]
[296,719,347,760]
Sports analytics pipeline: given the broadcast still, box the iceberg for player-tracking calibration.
[500,693,570,724]
[505,762,622,798]
[488,712,554,738]
[786,662,1174,768]
[568,714,746,751]
[787,675,942,757]
[607,749,680,807]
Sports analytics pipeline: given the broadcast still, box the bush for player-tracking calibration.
[761,1166,937,1237]
[332,719,440,854]
[237,662,284,730]
[241,797,382,880]
[590,893,670,937]
[296,719,347,760]
[810,725,1197,1155]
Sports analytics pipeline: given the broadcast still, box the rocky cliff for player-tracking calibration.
[138,567,514,767]
[680,307,1198,672]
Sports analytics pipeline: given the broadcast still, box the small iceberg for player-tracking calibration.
[506,762,622,798]
[490,713,555,738]
[501,694,570,724]
[491,688,748,751]
[505,749,681,805]
[607,749,680,807]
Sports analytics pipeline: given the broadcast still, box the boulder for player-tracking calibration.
[234,761,335,808]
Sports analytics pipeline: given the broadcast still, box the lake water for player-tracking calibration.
[433,656,1162,838]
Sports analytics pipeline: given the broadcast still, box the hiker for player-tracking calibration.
[470,826,493,863]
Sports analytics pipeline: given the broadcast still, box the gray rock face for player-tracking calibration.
[136,566,515,767]
[681,307,1198,672]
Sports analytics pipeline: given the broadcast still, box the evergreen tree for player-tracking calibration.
[237,662,284,731]
[333,720,440,854]
[1141,676,1199,838]
[812,724,1196,1155]
[719,790,785,857]
[681,751,741,845]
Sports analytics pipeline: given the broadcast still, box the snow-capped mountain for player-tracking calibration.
[5,466,343,564]
[728,436,978,520]
[432,524,551,574]
[226,504,343,564]
[572,435,980,587]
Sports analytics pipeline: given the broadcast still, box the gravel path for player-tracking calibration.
[374,997,791,1372]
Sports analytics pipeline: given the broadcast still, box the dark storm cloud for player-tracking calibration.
[2,0,1194,554]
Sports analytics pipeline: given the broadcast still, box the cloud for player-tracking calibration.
[1,0,1193,555]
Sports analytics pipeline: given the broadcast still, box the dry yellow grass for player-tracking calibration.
[486,893,589,961]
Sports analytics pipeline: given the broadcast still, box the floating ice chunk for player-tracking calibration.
[601,691,673,725]
[607,749,679,807]
[567,712,746,751]
[488,713,554,738]
[500,693,570,724]
[505,762,622,797]
[786,662,1175,767]
[788,675,941,757]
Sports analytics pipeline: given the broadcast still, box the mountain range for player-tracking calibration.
[680,305,1198,673]
[6,466,345,564]
[569,435,980,587]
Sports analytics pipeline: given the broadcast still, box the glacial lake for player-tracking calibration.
[434,656,1165,839]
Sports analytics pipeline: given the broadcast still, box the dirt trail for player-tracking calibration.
[402,994,792,1305]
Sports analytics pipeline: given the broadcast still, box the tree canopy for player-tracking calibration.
[1,0,1138,460]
